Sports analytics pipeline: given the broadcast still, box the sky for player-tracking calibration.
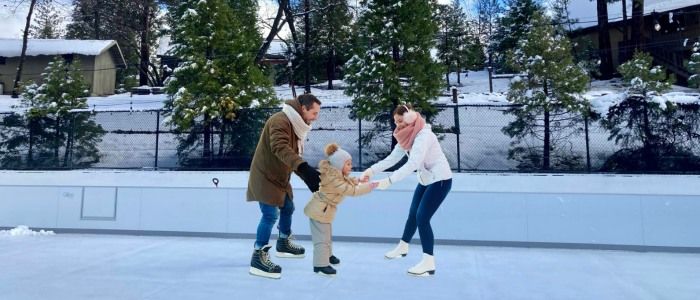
[0,0,684,39]
[0,0,454,39]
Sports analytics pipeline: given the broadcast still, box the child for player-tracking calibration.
[303,143,378,276]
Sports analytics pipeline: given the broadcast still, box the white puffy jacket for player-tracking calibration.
[369,124,452,186]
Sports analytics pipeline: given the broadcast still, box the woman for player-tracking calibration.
[362,104,453,276]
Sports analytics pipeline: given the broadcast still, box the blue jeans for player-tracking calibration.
[254,195,294,249]
[401,179,452,255]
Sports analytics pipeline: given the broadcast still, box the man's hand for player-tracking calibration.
[297,162,320,192]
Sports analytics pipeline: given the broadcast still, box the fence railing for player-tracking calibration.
[1,103,699,173]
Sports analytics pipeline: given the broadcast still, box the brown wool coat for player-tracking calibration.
[246,100,307,207]
[303,160,373,223]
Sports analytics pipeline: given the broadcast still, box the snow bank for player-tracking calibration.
[0,225,55,236]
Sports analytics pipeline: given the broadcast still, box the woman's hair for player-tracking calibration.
[324,143,340,156]
[393,103,414,116]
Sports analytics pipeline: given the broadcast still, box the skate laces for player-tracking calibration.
[260,250,276,268]
[284,235,303,251]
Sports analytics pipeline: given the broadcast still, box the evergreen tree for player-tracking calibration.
[436,0,484,87]
[475,0,503,68]
[344,0,443,147]
[66,0,162,87]
[688,41,700,89]
[29,0,64,39]
[165,0,277,165]
[490,0,542,73]
[549,0,576,35]
[503,11,589,171]
[292,0,354,89]
[601,51,700,171]
[1,56,105,168]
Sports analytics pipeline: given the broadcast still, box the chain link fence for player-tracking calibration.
[1,104,698,173]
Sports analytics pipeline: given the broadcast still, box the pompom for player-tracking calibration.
[325,143,339,156]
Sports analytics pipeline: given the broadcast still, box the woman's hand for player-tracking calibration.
[360,168,374,182]
[374,178,392,190]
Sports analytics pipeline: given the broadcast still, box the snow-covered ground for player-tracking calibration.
[0,233,698,300]
[1,70,698,170]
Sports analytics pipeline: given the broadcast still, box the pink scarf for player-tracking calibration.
[393,114,425,150]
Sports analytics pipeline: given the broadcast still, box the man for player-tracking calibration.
[247,93,322,279]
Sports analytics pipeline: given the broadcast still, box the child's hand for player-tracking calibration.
[360,169,374,182]
[369,182,379,190]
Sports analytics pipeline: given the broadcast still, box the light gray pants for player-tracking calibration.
[309,219,333,267]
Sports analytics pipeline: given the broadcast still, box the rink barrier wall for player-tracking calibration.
[1,171,699,253]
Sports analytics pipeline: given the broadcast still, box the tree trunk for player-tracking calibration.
[203,120,212,162]
[93,0,101,39]
[457,59,461,85]
[63,117,73,168]
[218,119,225,156]
[27,118,35,167]
[543,81,550,170]
[304,0,311,94]
[390,43,400,149]
[11,0,38,98]
[256,0,288,64]
[641,99,657,170]
[54,117,60,166]
[327,34,335,90]
[631,0,644,51]
[596,0,614,79]
[139,0,151,86]
[622,0,628,43]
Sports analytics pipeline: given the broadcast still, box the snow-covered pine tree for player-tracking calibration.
[436,0,476,87]
[293,0,354,89]
[600,51,687,171]
[688,41,700,89]
[165,0,276,162]
[29,0,64,39]
[490,0,542,73]
[617,52,674,97]
[17,56,104,168]
[66,0,162,87]
[503,11,589,171]
[345,0,443,142]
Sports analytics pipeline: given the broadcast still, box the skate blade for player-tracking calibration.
[407,270,435,277]
[315,271,337,278]
[276,252,305,258]
[384,253,407,259]
[249,267,281,279]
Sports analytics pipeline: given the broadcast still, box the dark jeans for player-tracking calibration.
[400,179,452,255]
[254,195,294,249]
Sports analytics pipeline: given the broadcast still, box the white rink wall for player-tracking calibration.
[1,170,699,250]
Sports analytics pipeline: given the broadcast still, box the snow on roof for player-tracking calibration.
[571,0,700,30]
[0,39,118,58]
[646,0,700,13]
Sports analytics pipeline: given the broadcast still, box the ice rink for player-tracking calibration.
[1,233,698,300]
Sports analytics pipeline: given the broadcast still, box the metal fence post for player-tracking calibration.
[358,117,362,170]
[452,87,461,172]
[584,111,591,172]
[155,110,160,169]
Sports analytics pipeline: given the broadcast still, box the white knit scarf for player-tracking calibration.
[282,104,311,154]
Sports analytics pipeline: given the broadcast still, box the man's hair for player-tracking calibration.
[297,94,322,110]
